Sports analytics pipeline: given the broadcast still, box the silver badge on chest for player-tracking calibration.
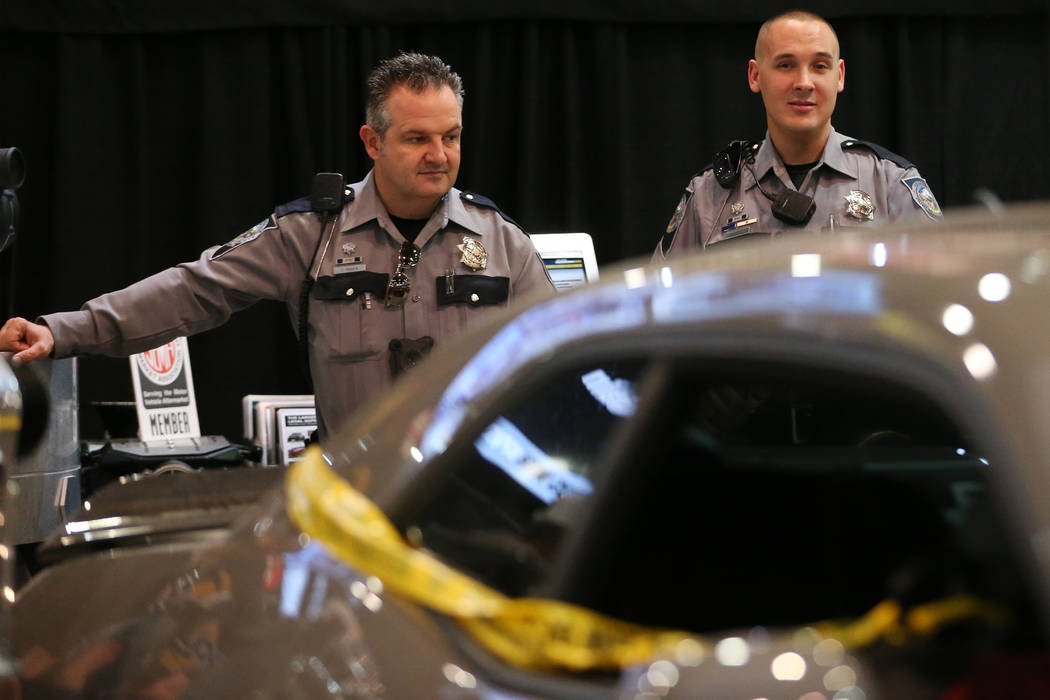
[457,236,488,271]
[845,190,876,221]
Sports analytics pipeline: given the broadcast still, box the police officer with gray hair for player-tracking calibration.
[656,10,942,258]
[0,53,554,442]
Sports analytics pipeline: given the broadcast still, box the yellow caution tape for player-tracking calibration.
[286,447,706,671]
[905,595,1010,637]
[287,447,1014,670]
[814,594,1010,650]
[814,600,904,648]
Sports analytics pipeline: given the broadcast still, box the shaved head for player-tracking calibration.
[755,10,840,62]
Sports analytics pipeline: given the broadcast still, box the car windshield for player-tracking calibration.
[389,353,1036,639]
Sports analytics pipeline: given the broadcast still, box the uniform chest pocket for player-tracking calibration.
[435,274,509,307]
[310,272,389,361]
[312,272,389,302]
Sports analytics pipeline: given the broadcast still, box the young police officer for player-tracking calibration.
[0,53,555,442]
[656,10,942,257]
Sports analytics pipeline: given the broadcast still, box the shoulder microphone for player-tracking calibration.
[310,172,344,214]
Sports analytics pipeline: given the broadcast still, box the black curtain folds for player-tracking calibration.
[1,10,1047,440]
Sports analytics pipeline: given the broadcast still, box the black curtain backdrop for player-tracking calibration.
[1,4,1048,440]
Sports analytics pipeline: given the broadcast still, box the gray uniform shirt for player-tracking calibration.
[654,127,942,259]
[42,171,554,441]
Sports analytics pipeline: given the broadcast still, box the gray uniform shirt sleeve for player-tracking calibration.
[43,214,315,358]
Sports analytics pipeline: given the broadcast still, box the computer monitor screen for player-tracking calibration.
[529,233,599,291]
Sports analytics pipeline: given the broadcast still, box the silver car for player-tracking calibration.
[11,204,1050,699]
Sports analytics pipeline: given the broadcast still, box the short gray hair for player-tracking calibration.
[365,53,465,136]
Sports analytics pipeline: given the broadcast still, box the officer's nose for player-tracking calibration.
[423,137,447,164]
[794,68,814,91]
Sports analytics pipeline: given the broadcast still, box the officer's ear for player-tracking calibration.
[359,124,383,160]
[837,58,845,93]
[747,59,761,94]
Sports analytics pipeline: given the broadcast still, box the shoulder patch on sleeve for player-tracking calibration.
[902,176,943,219]
[459,191,523,229]
[666,190,690,234]
[661,190,692,255]
[211,214,278,260]
[841,139,915,170]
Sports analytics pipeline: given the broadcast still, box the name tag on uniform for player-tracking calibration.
[722,216,758,234]
[334,256,364,275]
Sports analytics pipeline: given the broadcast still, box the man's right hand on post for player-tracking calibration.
[0,317,55,364]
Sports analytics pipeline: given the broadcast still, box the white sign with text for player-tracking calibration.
[129,337,202,442]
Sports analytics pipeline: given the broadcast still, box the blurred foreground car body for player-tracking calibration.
[13,204,1050,698]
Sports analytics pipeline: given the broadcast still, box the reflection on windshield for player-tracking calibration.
[581,369,638,417]
[420,286,649,460]
[475,417,594,505]
[400,362,646,596]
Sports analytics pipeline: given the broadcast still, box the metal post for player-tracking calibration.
[0,357,22,688]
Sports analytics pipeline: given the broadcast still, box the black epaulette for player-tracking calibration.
[274,197,312,217]
[341,186,356,207]
[275,188,355,218]
[459,191,522,229]
[841,139,914,169]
